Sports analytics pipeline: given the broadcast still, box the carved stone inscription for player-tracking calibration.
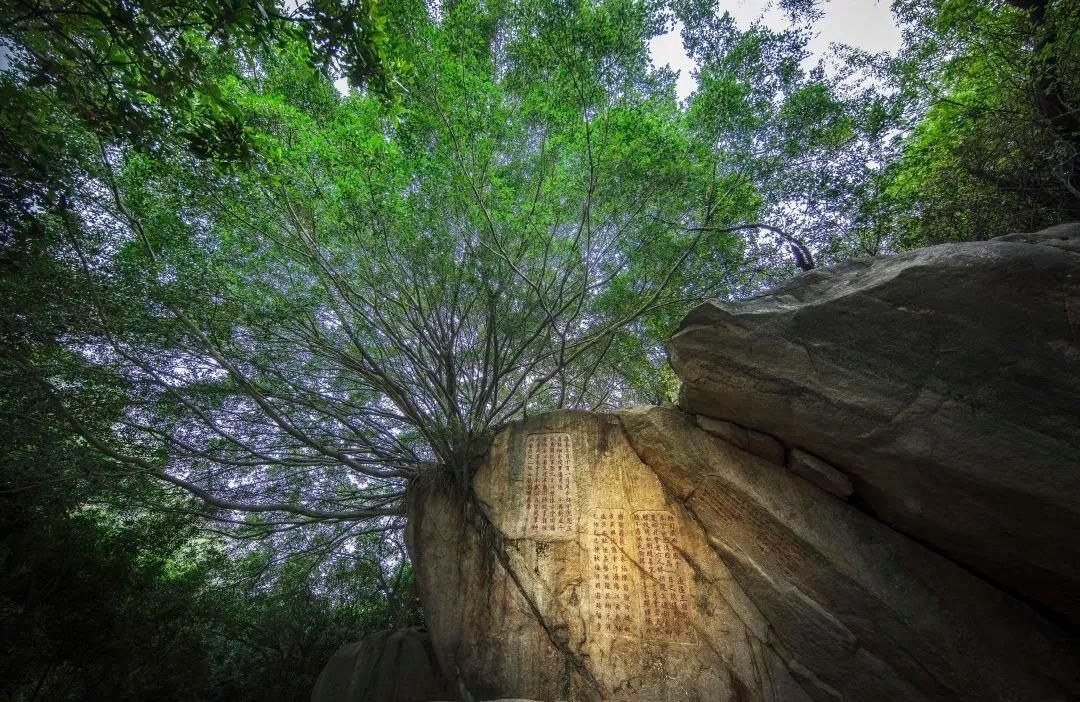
[633,511,691,641]
[523,433,575,536]
[589,509,634,636]
[694,483,810,579]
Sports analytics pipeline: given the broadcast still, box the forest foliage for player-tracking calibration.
[2,0,1077,699]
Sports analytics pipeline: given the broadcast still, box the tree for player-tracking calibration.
[5,0,772,537]
[674,0,918,264]
[884,0,1080,244]
[0,338,415,701]
[0,0,403,152]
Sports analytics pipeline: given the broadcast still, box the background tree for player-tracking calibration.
[9,0,764,531]
[884,0,1080,244]
[0,341,418,701]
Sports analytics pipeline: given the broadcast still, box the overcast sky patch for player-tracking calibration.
[650,0,902,101]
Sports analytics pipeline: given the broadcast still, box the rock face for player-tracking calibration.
[669,223,1080,625]
[310,627,454,702]
[694,416,785,466]
[406,470,575,702]
[785,448,852,499]
[407,408,1080,701]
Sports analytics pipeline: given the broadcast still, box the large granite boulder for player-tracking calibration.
[669,223,1080,625]
[310,627,455,702]
[406,408,1080,701]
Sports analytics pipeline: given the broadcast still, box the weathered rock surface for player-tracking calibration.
[406,471,577,702]
[407,408,1080,701]
[310,627,454,702]
[694,415,785,466]
[994,221,1080,253]
[786,448,852,498]
[669,223,1080,625]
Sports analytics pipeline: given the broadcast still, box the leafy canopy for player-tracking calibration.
[3,0,1078,550]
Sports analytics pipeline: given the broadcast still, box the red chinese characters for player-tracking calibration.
[633,511,690,640]
[523,433,575,536]
[589,509,633,636]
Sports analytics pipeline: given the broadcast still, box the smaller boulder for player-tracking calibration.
[695,415,785,465]
[787,448,853,499]
[992,221,1080,252]
[311,627,455,702]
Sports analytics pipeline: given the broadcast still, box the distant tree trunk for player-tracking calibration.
[1005,0,1080,198]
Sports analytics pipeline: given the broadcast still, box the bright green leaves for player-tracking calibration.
[0,0,407,169]
[688,69,757,137]
[884,0,1080,244]
[505,0,669,117]
[778,83,854,153]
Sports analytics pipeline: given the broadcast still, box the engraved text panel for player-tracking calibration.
[523,433,575,536]
[633,511,691,641]
[589,509,635,636]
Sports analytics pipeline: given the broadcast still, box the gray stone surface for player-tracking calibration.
[405,471,576,702]
[696,415,786,465]
[668,223,1080,625]
[993,221,1080,252]
[620,406,1080,702]
[310,627,454,702]
[787,448,853,498]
